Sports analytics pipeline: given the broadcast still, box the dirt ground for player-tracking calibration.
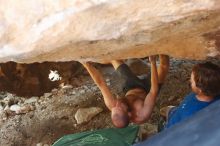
[0,58,219,146]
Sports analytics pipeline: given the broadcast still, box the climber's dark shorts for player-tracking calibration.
[116,64,162,94]
[116,64,150,93]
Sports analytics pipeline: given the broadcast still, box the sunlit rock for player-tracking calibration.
[0,0,220,63]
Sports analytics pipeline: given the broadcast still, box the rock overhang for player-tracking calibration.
[0,0,220,63]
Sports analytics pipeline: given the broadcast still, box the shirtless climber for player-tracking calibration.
[82,55,169,128]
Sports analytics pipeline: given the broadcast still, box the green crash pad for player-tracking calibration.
[53,125,139,146]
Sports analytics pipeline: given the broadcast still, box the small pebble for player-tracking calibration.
[91,86,98,91]
[44,93,52,98]
[10,105,21,112]
[51,88,58,94]
[4,105,9,111]
[0,104,4,111]
[80,90,85,94]
[36,143,43,146]
[106,78,110,82]
[24,97,39,104]
[62,84,73,89]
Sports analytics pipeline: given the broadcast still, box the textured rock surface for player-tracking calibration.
[0,0,220,63]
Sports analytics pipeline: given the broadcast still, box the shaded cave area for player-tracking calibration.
[0,61,84,97]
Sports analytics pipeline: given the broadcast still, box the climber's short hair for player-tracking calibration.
[192,62,220,97]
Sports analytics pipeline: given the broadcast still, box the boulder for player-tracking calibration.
[0,0,220,63]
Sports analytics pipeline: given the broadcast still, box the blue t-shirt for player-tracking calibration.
[166,93,220,128]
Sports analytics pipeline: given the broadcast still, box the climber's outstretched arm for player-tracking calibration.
[82,62,116,110]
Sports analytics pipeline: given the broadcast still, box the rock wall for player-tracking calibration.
[0,0,220,63]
